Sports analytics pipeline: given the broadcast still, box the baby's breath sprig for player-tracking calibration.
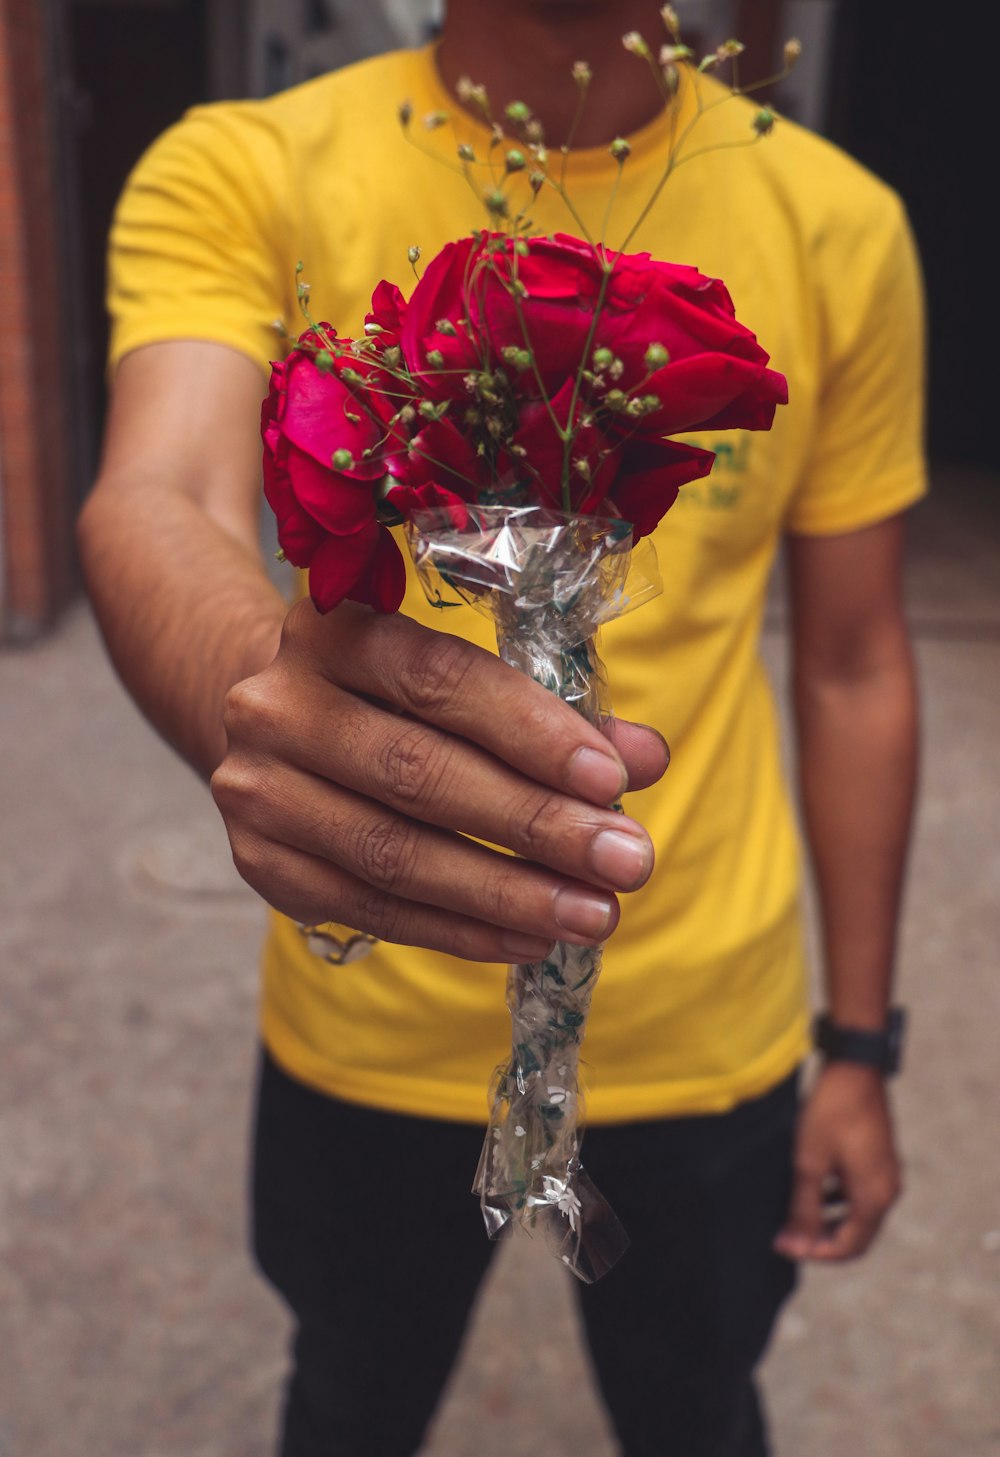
[399,8,800,254]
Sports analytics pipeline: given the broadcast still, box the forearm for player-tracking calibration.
[78,480,285,779]
[794,640,918,1028]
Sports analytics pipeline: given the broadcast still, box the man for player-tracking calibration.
[78,2,924,1452]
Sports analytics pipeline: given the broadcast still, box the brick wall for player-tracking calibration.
[0,0,74,640]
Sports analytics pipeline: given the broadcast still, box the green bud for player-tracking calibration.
[434,319,458,336]
[314,351,336,374]
[572,458,592,481]
[423,110,449,130]
[505,101,531,126]
[383,345,401,368]
[274,548,286,563]
[501,345,533,371]
[332,449,355,471]
[610,137,631,163]
[661,5,681,39]
[717,38,745,59]
[344,410,361,424]
[426,349,445,368]
[407,245,421,265]
[484,189,509,218]
[644,342,669,369]
[622,31,650,58]
[419,400,440,419]
[753,107,776,136]
[528,170,546,194]
[341,366,363,386]
[592,346,614,370]
[457,142,475,163]
[505,149,526,173]
[514,239,530,256]
[605,389,628,411]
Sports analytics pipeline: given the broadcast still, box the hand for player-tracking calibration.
[211,598,669,962]
[774,1062,903,1262]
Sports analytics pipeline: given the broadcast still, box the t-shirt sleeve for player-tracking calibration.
[107,105,293,377]
[784,190,928,535]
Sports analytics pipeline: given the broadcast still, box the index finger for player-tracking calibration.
[324,606,632,806]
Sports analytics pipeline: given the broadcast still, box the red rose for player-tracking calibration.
[261,344,406,614]
[400,238,486,400]
[406,232,785,438]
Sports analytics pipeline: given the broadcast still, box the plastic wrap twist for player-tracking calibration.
[407,504,660,1281]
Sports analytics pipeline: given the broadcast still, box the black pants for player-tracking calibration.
[252,1050,798,1457]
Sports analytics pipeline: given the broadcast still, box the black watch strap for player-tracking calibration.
[813,1007,906,1076]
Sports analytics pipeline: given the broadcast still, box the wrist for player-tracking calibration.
[813,1006,906,1076]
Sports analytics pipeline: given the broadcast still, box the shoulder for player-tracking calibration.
[124,46,424,197]
[693,78,908,260]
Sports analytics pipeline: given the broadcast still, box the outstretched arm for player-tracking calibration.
[79,340,669,963]
[775,515,918,1261]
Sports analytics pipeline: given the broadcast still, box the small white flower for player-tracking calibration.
[514,1124,526,1137]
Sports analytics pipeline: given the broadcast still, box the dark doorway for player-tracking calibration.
[54,0,214,499]
[828,0,994,471]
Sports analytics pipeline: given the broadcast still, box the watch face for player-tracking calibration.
[814,1009,906,1075]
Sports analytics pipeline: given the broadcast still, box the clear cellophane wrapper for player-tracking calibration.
[407,504,660,1282]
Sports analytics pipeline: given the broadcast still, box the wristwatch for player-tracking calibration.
[813,1007,906,1076]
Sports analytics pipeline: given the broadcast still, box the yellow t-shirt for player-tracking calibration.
[108,46,927,1123]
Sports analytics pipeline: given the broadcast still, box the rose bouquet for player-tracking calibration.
[262,13,796,1281]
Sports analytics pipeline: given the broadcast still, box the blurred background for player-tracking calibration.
[0,2,997,1454]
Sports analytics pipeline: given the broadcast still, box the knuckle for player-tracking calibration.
[227,828,272,890]
[353,816,418,893]
[398,632,476,717]
[353,886,407,944]
[868,1173,902,1211]
[210,757,259,820]
[515,788,565,858]
[376,724,445,807]
[221,675,277,744]
[478,862,527,926]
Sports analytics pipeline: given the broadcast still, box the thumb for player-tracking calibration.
[774,1163,825,1261]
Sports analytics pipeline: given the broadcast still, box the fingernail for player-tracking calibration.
[589,827,652,890]
[500,932,555,962]
[566,746,627,805]
[554,886,615,940]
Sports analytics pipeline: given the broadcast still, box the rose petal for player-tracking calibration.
[611,439,716,538]
[347,527,407,613]
[307,520,382,613]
